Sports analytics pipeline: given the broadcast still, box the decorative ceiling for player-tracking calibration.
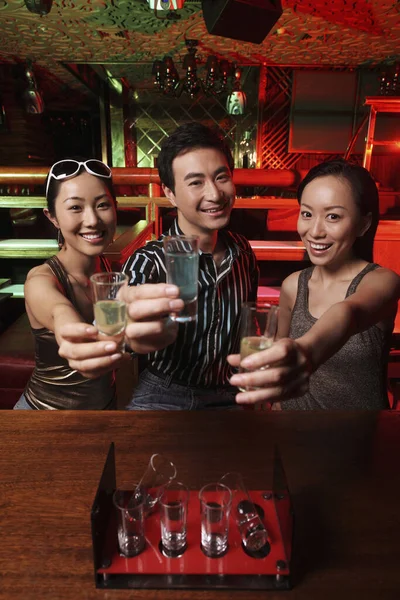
[0,0,399,97]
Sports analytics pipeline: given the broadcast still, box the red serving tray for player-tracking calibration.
[98,490,291,576]
[91,444,293,590]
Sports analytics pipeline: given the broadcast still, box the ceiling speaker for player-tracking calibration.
[201,0,283,44]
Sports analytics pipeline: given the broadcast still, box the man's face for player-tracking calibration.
[163,147,236,236]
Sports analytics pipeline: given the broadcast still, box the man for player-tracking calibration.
[56,124,309,407]
[122,122,259,409]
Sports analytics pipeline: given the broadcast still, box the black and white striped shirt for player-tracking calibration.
[123,221,259,387]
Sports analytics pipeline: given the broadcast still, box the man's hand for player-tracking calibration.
[228,338,311,406]
[57,323,128,379]
[119,283,184,354]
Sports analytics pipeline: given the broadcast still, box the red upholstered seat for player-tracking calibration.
[0,313,34,409]
[257,286,281,305]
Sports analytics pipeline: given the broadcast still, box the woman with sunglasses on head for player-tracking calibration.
[229,159,400,409]
[14,159,182,410]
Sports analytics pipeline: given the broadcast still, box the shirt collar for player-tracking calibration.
[165,220,184,237]
[166,220,240,261]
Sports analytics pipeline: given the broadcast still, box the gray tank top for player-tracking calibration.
[283,264,393,410]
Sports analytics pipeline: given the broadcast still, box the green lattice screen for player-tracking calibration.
[131,66,260,169]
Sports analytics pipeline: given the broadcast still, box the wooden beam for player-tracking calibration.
[250,240,307,261]
[104,220,154,267]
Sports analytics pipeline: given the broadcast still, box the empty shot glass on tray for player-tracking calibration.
[90,271,128,352]
[163,235,199,322]
[113,485,146,557]
[199,482,232,558]
[238,302,279,392]
[220,471,270,557]
[159,481,189,558]
[129,453,177,514]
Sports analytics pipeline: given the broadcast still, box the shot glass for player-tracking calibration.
[113,487,146,557]
[199,483,232,558]
[238,302,279,392]
[220,471,269,555]
[159,481,189,557]
[163,235,199,322]
[129,453,177,514]
[90,272,128,352]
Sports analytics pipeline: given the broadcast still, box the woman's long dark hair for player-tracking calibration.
[297,159,379,263]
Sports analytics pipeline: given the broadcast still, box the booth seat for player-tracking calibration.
[257,285,280,305]
[0,313,34,409]
[0,310,136,411]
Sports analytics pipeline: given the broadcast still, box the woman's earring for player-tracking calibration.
[57,229,65,248]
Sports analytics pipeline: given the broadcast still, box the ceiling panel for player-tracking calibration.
[0,0,398,94]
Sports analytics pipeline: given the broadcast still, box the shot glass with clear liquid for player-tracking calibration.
[90,272,128,352]
[238,302,279,392]
[199,483,232,558]
[163,235,199,323]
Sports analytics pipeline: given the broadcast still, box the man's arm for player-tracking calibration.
[122,247,184,354]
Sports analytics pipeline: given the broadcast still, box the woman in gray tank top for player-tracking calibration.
[229,160,400,409]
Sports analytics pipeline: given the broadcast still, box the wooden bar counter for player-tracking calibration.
[1,411,399,599]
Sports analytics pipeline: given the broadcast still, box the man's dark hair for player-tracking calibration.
[297,159,379,263]
[157,122,234,193]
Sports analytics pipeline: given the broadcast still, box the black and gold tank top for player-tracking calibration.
[24,255,116,410]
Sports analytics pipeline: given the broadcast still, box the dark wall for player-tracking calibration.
[0,64,54,166]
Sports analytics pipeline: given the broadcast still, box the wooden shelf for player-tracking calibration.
[364,96,400,113]
[0,292,13,304]
[375,220,400,241]
[257,286,281,304]
[0,196,46,209]
[0,278,11,289]
[250,240,307,261]
[0,283,24,298]
[0,239,58,258]
[0,195,299,210]
[1,194,396,213]
[104,220,154,267]
[1,221,398,261]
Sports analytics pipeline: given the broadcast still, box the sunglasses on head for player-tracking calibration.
[46,159,112,196]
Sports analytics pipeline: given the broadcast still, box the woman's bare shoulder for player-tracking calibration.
[363,266,400,289]
[25,263,59,291]
[281,270,302,295]
[26,262,54,279]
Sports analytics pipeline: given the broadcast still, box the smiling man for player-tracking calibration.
[123,122,259,410]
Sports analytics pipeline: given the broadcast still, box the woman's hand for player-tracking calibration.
[57,283,184,378]
[228,338,311,407]
[57,323,129,379]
